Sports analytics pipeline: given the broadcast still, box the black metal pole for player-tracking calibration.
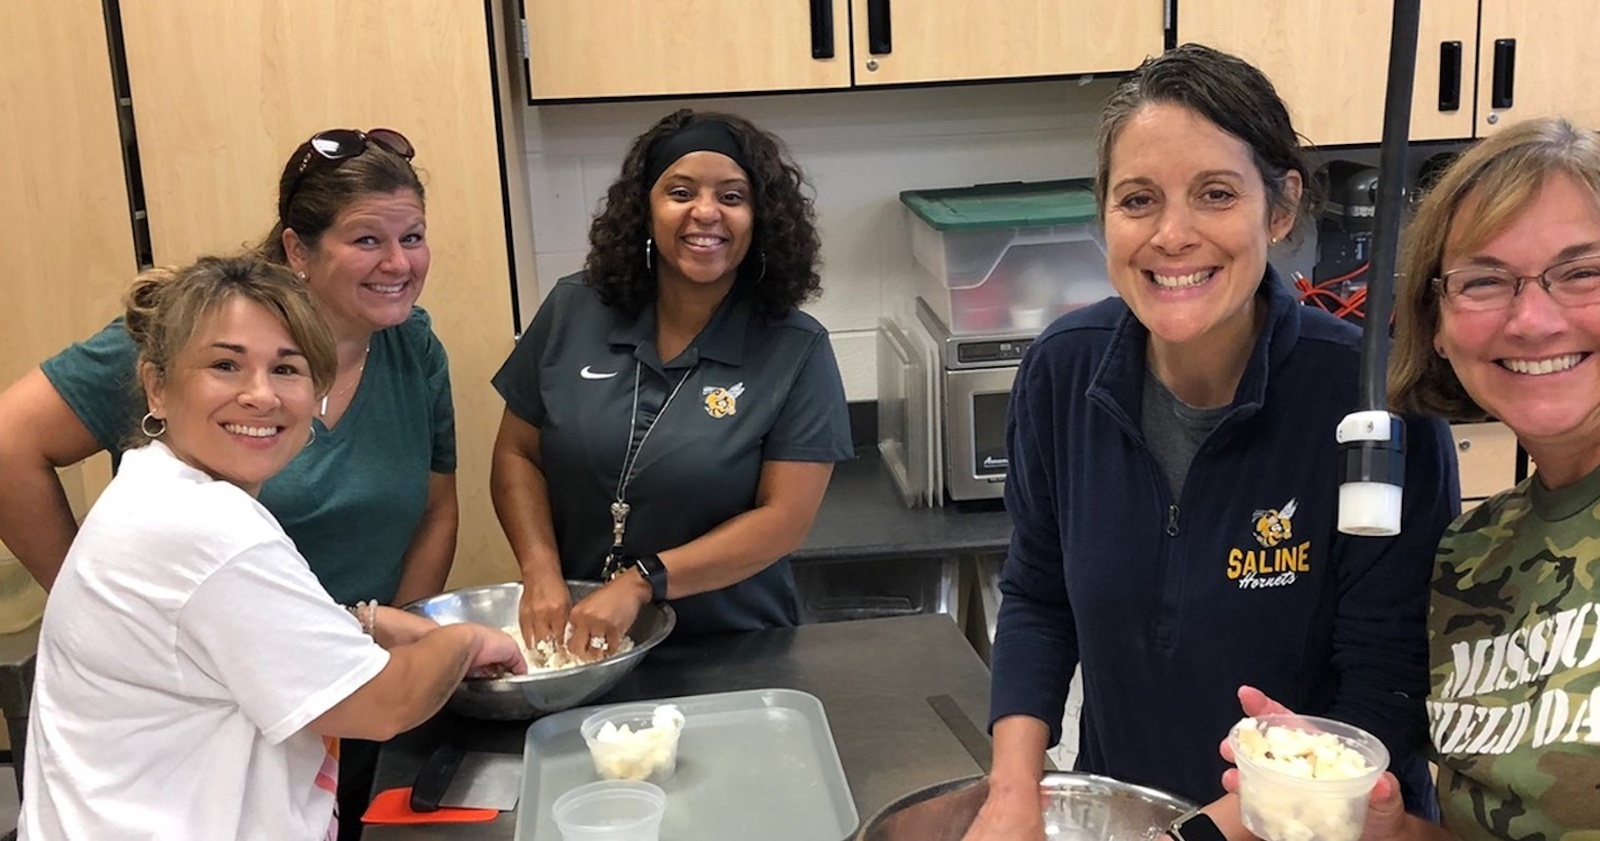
[1336,0,1421,536]
[1360,0,1421,410]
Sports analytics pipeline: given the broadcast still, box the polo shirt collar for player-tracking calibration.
[606,285,754,369]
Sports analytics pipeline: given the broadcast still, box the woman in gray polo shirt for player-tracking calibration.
[491,109,852,649]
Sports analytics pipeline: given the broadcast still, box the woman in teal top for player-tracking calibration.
[0,127,457,608]
[0,127,455,841]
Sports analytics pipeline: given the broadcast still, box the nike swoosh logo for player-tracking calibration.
[580,366,619,380]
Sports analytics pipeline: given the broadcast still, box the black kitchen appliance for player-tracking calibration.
[1305,160,1381,325]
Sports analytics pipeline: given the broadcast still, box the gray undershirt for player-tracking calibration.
[1141,373,1229,500]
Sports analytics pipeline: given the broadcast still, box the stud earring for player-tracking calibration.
[141,411,167,438]
[644,237,654,273]
[294,270,307,282]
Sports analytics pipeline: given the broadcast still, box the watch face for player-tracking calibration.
[635,555,668,601]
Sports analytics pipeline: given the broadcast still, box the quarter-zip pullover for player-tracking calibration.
[988,273,1460,805]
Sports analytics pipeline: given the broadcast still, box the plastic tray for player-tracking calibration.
[514,688,859,841]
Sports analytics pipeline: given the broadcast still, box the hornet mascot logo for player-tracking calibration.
[1252,498,1298,548]
[703,382,745,419]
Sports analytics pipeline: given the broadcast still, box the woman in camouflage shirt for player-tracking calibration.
[1371,116,1600,839]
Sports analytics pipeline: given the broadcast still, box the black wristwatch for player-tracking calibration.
[1167,808,1226,841]
[631,553,668,602]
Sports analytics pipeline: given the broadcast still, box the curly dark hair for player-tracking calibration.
[585,109,822,320]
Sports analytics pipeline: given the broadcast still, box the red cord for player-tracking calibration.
[1294,268,1369,320]
[1315,262,1370,288]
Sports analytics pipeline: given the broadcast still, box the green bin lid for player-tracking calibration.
[899,178,1098,231]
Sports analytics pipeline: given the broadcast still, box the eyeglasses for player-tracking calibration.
[280,128,414,220]
[1434,253,1600,311]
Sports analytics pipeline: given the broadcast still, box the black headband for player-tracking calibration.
[643,119,752,191]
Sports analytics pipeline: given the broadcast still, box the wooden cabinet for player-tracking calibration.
[2,0,136,392]
[1450,421,1519,506]
[1179,0,1596,146]
[850,0,1164,87]
[1476,0,1600,135]
[2,0,137,515]
[524,0,850,99]
[114,0,522,587]
[1178,0,1478,146]
[522,0,1163,100]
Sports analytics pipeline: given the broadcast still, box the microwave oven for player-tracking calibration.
[918,299,1035,501]
[943,364,1017,500]
[877,298,1034,505]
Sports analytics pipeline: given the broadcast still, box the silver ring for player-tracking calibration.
[588,635,607,650]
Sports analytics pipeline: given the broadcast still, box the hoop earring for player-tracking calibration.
[644,237,654,273]
[141,412,167,438]
[307,424,317,446]
[757,251,767,284]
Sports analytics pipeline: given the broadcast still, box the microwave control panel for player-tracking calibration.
[915,296,1039,370]
[955,338,1034,367]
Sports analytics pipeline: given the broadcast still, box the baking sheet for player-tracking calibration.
[513,687,859,841]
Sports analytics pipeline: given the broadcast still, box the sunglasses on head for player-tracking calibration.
[281,128,415,220]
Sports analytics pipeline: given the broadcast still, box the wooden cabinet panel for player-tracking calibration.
[852,0,1162,86]
[1450,421,1519,502]
[2,0,136,384]
[525,0,850,99]
[1179,0,1478,145]
[3,0,135,512]
[1477,0,1600,135]
[119,0,519,587]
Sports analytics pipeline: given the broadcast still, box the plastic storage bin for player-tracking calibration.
[900,179,1112,334]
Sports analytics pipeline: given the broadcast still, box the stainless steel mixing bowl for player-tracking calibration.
[856,771,1194,841]
[403,581,676,720]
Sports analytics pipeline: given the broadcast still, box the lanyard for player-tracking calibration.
[603,359,695,577]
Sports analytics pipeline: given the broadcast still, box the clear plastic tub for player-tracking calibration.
[551,780,666,841]
[900,179,1111,334]
[580,703,685,783]
[1229,714,1388,841]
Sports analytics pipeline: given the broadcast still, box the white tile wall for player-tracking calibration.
[515,79,1121,400]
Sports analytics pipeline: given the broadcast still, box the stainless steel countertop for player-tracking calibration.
[365,613,993,840]
[793,451,1013,563]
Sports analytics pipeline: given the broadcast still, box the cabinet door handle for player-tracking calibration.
[1437,41,1462,111]
[1491,38,1516,109]
[867,0,892,55]
[809,0,834,59]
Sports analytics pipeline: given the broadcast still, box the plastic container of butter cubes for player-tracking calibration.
[580,703,686,783]
[1229,714,1388,841]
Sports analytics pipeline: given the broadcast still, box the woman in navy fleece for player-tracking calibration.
[963,44,1459,840]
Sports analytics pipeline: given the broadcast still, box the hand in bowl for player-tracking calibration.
[519,574,572,651]
[466,624,530,679]
[567,573,650,663]
[961,781,1046,841]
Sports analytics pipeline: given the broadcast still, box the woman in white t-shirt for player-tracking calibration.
[19,255,525,841]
